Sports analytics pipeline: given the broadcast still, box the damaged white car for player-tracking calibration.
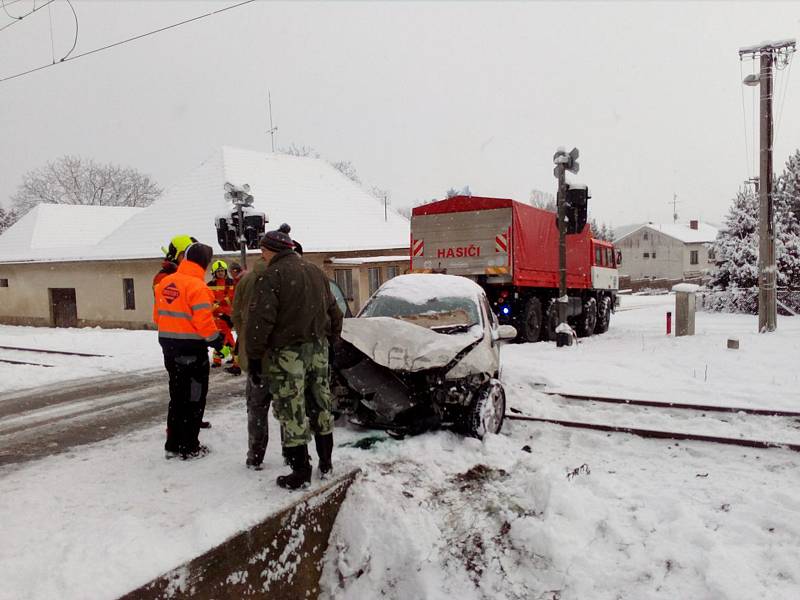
[331,274,516,438]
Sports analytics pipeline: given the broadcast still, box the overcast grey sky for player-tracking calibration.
[2,1,799,228]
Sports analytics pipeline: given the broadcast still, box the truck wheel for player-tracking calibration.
[466,379,506,439]
[543,300,559,341]
[577,297,597,337]
[595,296,611,334]
[520,297,543,342]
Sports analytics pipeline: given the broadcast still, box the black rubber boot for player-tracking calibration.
[276,445,312,490]
[314,433,333,479]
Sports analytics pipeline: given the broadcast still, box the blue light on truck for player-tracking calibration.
[501,306,510,315]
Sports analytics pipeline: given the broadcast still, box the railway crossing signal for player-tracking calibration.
[553,147,584,347]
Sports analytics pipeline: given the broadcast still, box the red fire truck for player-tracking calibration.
[410,195,619,342]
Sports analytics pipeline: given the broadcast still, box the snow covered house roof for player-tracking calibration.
[0,147,410,264]
[90,146,409,261]
[615,221,719,245]
[0,204,143,263]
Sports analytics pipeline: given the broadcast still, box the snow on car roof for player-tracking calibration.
[374,273,484,303]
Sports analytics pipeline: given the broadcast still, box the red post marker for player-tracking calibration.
[666,311,672,335]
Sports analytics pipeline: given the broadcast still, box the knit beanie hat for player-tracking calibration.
[260,223,295,252]
[185,242,214,270]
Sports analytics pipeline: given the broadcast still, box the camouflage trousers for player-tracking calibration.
[266,340,334,448]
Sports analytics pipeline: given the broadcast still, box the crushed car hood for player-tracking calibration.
[341,317,483,372]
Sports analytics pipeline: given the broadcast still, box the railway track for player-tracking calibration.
[0,344,110,368]
[506,391,800,453]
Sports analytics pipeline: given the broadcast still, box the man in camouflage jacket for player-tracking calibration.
[245,224,343,490]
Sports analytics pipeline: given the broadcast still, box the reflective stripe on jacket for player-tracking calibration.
[207,276,235,317]
[153,261,219,344]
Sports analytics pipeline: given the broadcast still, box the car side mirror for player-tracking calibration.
[497,325,517,340]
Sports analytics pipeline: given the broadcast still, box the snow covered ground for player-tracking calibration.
[0,326,162,394]
[1,295,799,599]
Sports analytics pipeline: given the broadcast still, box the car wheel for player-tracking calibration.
[520,297,543,343]
[595,296,611,334]
[577,297,597,337]
[466,379,506,439]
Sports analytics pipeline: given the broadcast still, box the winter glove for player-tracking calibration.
[220,314,234,328]
[209,334,225,352]
[248,357,263,386]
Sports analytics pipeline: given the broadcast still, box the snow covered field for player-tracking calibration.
[1,295,799,599]
[0,326,162,394]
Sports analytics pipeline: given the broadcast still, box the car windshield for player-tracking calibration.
[360,294,481,333]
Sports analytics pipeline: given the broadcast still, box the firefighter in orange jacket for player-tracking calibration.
[153,242,224,460]
[207,260,239,371]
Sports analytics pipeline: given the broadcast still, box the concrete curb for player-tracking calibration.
[119,468,360,599]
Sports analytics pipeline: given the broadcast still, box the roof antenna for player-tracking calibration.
[668,193,680,223]
[267,90,278,152]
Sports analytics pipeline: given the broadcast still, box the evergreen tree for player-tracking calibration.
[778,149,800,222]
[710,170,800,313]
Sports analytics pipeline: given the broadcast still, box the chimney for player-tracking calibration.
[690,220,698,230]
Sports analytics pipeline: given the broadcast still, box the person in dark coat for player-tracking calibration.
[245,224,343,489]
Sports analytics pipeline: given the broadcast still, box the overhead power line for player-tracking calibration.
[0,0,257,84]
[0,0,57,34]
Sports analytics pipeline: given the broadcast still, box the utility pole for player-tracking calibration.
[552,147,580,347]
[740,39,795,333]
[267,90,278,152]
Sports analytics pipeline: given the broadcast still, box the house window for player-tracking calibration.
[643,232,649,240]
[334,269,354,301]
[652,252,656,259]
[708,248,716,261]
[368,267,382,295]
[643,252,650,258]
[0,278,8,288]
[386,265,399,280]
[690,250,699,265]
[123,278,136,310]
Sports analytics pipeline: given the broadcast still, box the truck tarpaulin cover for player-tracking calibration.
[413,196,593,289]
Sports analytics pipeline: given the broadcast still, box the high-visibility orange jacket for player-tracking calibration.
[207,276,235,318]
[154,260,221,353]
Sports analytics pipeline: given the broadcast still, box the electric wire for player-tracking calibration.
[59,0,77,61]
[1,0,21,20]
[47,0,53,63]
[752,59,756,176]
[0,0,55,33]
[739,60,752,180]
[0,0,256,84]
[774,52,794,148]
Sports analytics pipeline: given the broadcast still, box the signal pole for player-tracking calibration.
[553,147,580,347]
[739,39,795,333]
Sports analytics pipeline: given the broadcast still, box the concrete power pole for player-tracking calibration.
[739,39,796,333]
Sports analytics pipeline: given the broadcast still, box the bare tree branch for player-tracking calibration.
[10,156,162,218]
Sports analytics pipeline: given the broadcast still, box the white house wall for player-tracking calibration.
[0,260,160,328]
[617,229,685,279]
[617,228,714,280]
[0,250,410,329]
